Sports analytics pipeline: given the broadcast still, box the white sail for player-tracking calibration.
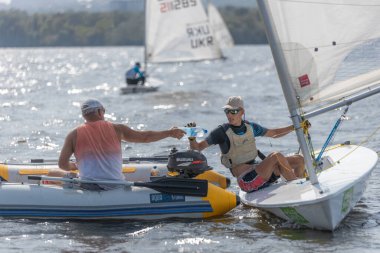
[208,3,234,49]
[264,0,380,109]
[145,0,222,63]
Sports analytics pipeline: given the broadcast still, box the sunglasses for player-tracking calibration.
[224,108,240,115]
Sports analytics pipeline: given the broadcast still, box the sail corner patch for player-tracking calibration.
[298,74,311,88]
[281,207,309,224]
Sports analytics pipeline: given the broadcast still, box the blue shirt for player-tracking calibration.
[205,121,268,154]
[126,65,144,79]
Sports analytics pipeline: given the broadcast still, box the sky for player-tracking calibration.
[0,0,11,4]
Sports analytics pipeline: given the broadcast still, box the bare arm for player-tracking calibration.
[114,124,185,143]
[58,130,78,171]
[265,125,294,138]
[189,139,209,151]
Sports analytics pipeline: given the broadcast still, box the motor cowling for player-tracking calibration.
[167,148,211,178]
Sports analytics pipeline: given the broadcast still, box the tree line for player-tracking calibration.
[0,7,267,47]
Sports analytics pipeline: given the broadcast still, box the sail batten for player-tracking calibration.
[310,69,380,106]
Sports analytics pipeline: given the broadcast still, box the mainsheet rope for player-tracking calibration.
[332,124,380,165]
[296,99,380,176]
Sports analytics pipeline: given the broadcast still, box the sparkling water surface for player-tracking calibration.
[0,46,379,252]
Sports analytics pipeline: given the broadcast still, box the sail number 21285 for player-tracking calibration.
[160,0,197,13]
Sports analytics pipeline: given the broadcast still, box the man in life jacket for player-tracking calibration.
[125,62,145,86]
[188,96,305,193]
[49,99,184,190]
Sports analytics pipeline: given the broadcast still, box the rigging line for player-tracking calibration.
[281,0,380,7]
[334,124,380,164]
[297,97,316,160]
[316,106,350,162]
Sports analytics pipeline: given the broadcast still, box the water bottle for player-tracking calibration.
[179,127,208,138]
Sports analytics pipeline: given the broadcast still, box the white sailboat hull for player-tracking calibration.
[240,145,378,230]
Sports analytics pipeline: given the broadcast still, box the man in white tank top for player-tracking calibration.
[49,99,184,190]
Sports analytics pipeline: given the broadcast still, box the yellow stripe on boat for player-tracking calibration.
[0,164,9,181]
[16,167,135,175]
[202,183,239,218]
[122,167,136,173]
[18,169,79,175]
[19,169,50,175]
[195,170,230,189]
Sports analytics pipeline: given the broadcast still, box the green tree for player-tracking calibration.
[0,8,267,47]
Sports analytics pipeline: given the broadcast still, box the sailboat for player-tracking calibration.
[121,0,233,94]
[144,0,224,63]
[240,0,380,231]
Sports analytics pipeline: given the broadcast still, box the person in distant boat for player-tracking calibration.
[48,98,184,190]
[125,62,146,86]
[188,96,306,193]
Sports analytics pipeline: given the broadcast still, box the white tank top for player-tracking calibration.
[74,120,123,181]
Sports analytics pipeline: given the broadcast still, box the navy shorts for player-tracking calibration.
[237,168,271,193]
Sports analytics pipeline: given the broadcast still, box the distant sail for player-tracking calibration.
[208,3,234,49]
[145,0,222,63]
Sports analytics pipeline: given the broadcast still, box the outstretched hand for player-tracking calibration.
[169,127,185,139]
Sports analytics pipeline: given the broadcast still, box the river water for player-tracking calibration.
[0,46,379,252]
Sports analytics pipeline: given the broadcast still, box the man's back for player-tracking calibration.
[74,120,123,181]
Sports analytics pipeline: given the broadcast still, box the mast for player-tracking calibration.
[144,0,148,74]
[257,0,318,184]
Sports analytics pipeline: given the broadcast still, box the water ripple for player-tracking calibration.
[0,46,379,252]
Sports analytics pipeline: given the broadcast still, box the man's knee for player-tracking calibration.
[290,154,304,164]
[267,151,280,157]
[262,153,277,165]
[269,152,286,160]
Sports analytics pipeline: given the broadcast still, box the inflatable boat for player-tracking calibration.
[0,178,238,220]
[0,150,238,220]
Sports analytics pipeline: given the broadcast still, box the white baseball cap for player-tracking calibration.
[81,99,104,115]
[222,96,244,110]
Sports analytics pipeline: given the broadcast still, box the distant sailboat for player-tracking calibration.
[145,0,225,63]
[240,0,380,231]
[122,0,231,94]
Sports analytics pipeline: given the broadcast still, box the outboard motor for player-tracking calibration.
[167,148,212,178]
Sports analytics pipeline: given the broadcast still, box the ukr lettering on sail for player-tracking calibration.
[187,24,214,48]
